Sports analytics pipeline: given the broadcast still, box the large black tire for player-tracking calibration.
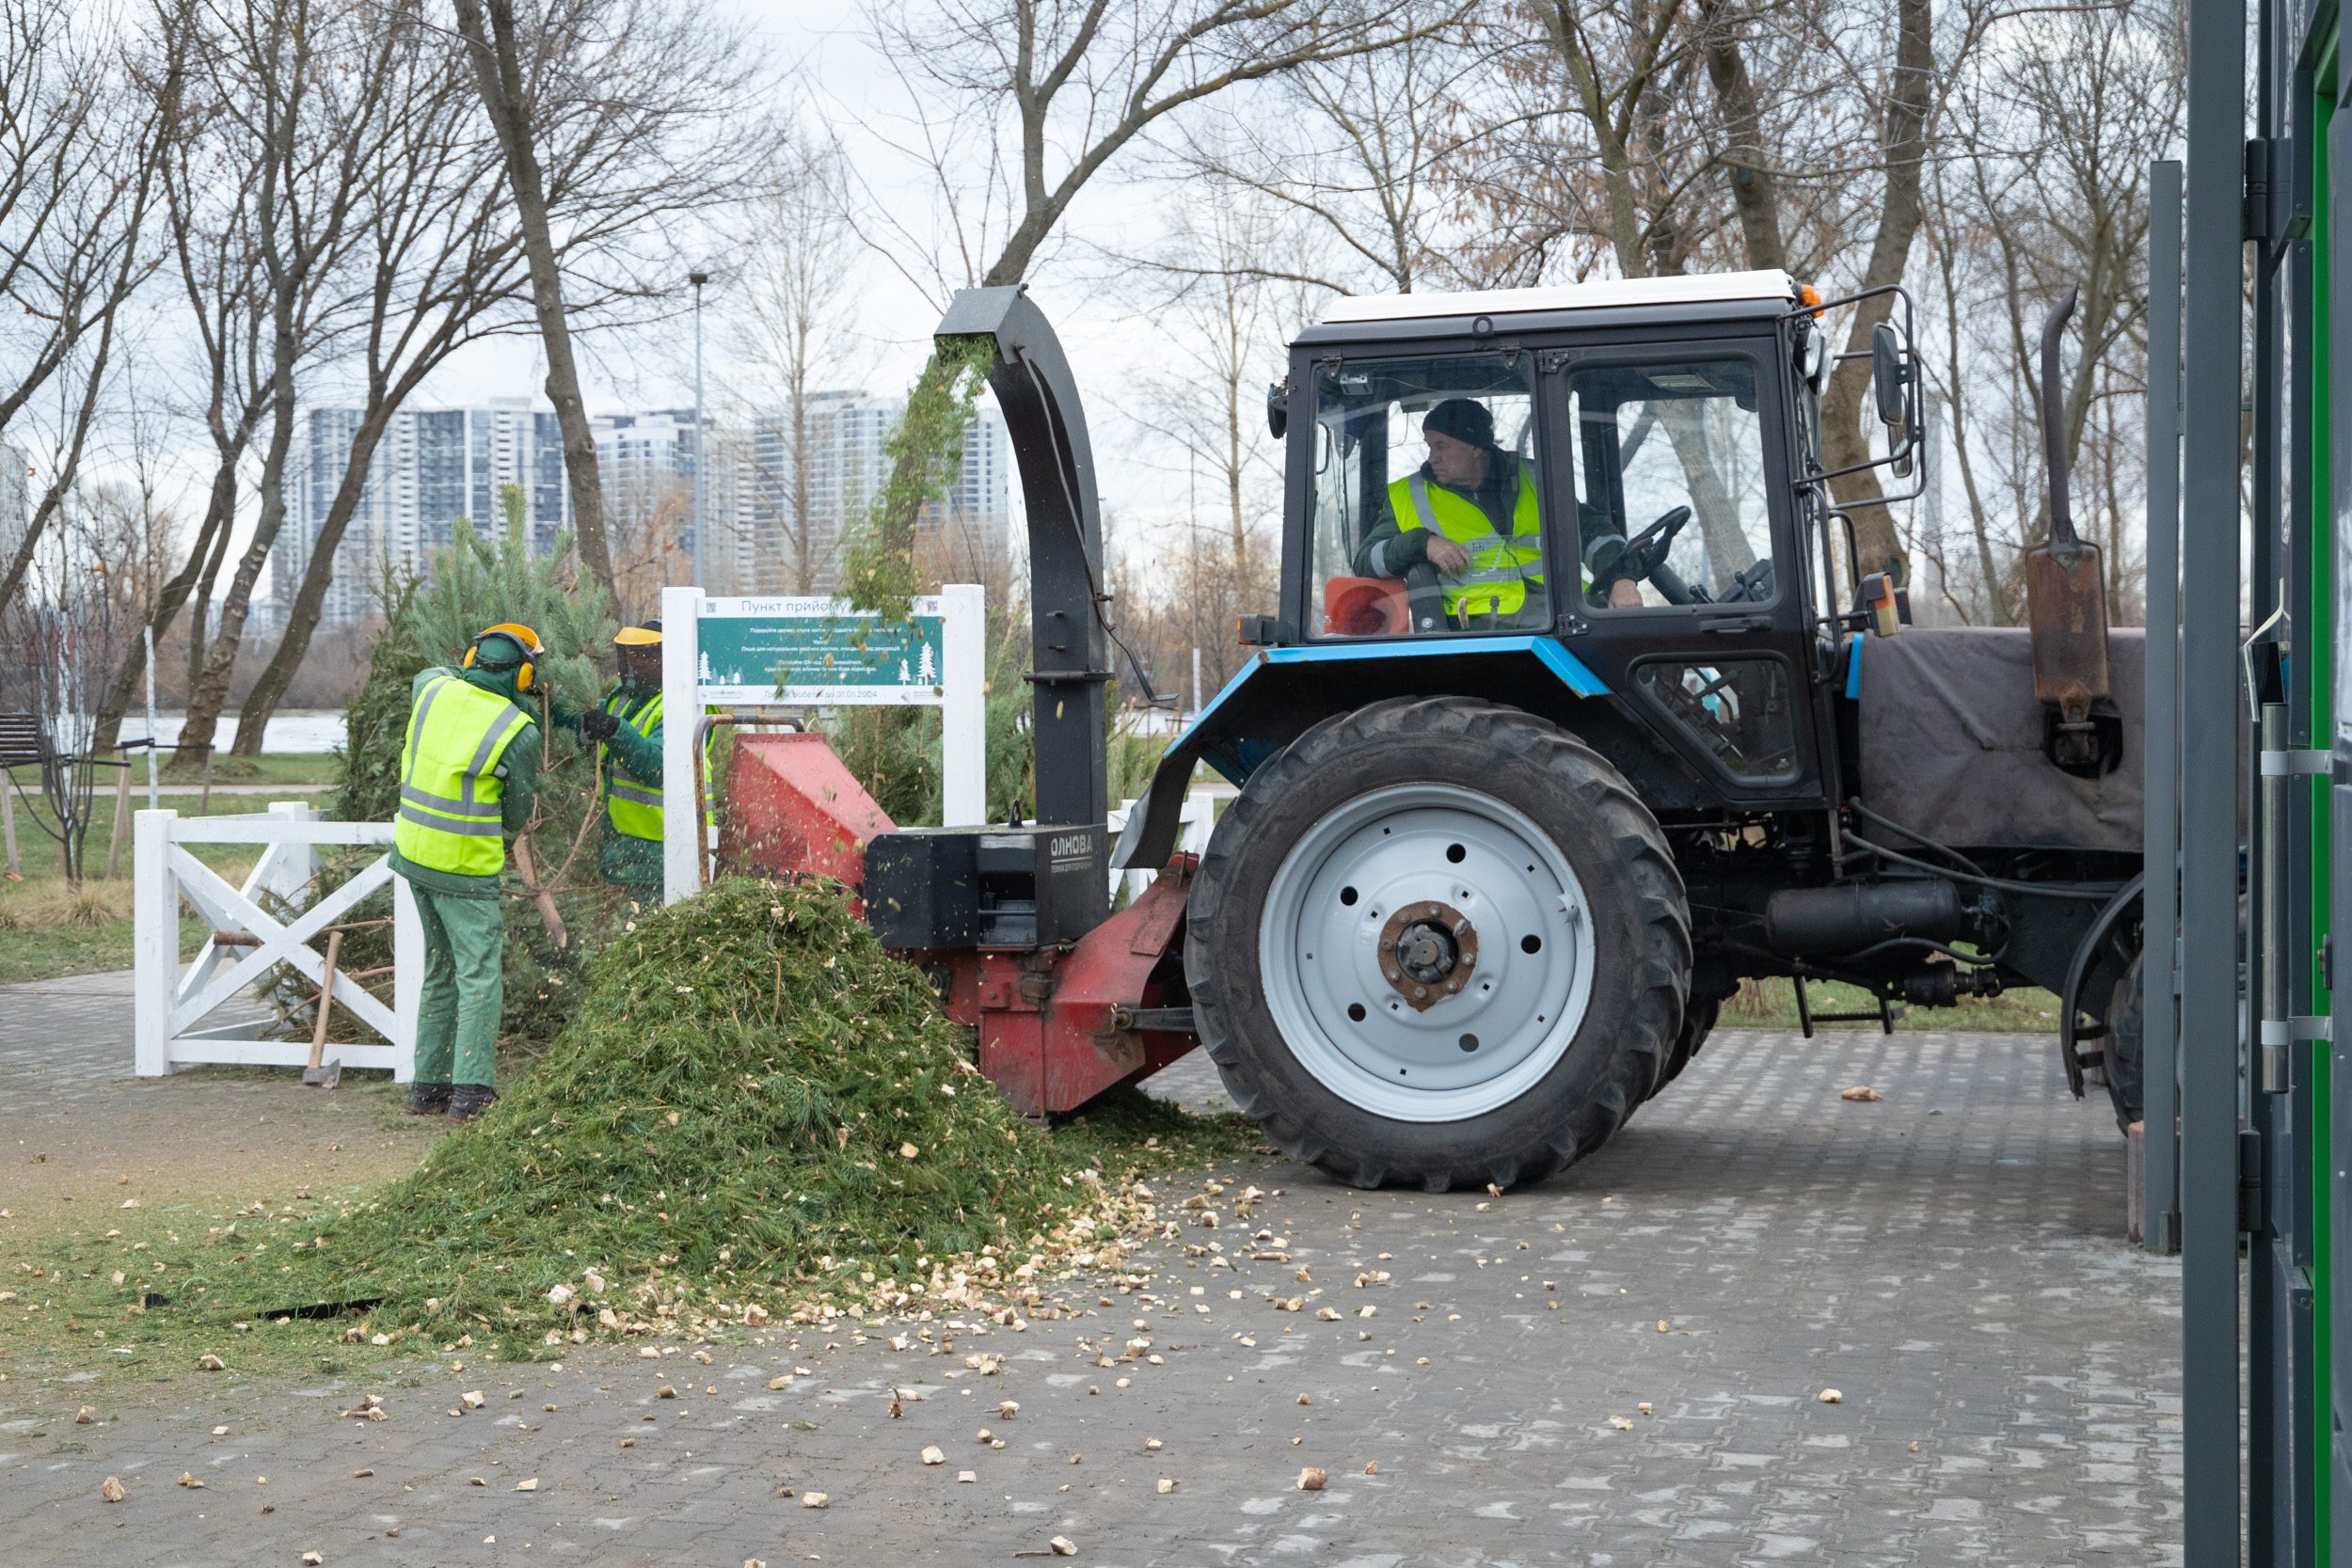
[2103,952,2144,1134]
[1649,992,1722,1098]
[1184,696,1691,1191]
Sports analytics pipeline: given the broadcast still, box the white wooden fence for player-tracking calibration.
[134,803,418,1079]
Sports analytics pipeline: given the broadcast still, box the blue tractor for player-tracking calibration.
[866,276,2144,1192]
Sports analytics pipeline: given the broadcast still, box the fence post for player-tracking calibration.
[941,584,987,827]
[264,801,320,906]
[104,752,132,879]
[2,766,19,879]
[133,809,176,1077]
[662,583,702,905]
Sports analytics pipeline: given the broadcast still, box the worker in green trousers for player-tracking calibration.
[577,620,667,909]
[389,623,545,1122]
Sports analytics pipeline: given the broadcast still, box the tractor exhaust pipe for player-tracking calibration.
[2023,287,2117,775]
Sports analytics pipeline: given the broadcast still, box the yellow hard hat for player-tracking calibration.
[612,623,663,648]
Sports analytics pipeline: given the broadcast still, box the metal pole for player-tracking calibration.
[691,270,709,593]
[1191,646,1202,721]
[142,623,158,810]
[2143,157,2183,1257]
[2179,0,2249,1556]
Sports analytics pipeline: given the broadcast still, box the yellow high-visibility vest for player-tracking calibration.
[1389,466,1544,618]
[392,673,529,876]
[601,689,665,841]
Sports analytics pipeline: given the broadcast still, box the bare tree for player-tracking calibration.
[850,0,1458,568]
[452,0,784,608]
[0,485,162,881]
[1914,0,2179,626]
[0,0,177,617]
[167,0,401,764]
[93,1,275,752]
[724,134,863,595]
[1123,179,1320,601]
[1165,26,1488,295]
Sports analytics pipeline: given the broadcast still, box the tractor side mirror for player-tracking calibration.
[1871,323,1915,478]
[1871,323,1907,426]
[1265,378,1289,439]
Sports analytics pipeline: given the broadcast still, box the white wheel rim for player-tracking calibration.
[1256,783,1598,1122]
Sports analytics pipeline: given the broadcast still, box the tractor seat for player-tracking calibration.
[1324,577,1409,637]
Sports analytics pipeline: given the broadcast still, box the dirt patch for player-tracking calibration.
[5,1072,441,1246]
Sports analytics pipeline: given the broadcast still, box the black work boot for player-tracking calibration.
[405,1082,453,1117]
[448,1084,498,1123]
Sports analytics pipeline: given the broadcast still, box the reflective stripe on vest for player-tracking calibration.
[392,673,529,875]
[1392,466,1549,617]
[601,689,666,841]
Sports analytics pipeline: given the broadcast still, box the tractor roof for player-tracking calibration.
[1295,269,1800,346]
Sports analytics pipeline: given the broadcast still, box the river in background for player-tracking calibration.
[131,710,345,754]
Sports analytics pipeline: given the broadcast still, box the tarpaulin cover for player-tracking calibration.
[1854,626,2145,853]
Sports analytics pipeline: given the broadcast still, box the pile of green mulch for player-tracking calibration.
[267,878,1252,1352]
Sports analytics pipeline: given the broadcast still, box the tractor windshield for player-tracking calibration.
[1566,357,1778,610]
[1308,352,1542,638]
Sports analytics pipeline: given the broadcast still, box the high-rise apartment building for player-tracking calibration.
[278,393,1009,624]
[279,399,566,626]
[737,393,1009,596]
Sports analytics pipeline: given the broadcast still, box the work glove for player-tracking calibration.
[579,709,621,744]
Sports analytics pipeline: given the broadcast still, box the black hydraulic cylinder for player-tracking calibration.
[1761,879,1963,957]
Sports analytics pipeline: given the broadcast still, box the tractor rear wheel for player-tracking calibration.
[2103,953,2145,1134]
[1649,992,1722,1098]
[1185,697,1690,1191]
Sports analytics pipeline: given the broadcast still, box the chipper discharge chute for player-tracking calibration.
[829,275,2144,1191]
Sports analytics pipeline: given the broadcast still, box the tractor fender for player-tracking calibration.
[1111,637,1608,871]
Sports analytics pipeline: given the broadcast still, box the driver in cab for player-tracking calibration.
[1351,399,1642,624]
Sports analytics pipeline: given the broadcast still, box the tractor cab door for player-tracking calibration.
[1537,341,1826,805]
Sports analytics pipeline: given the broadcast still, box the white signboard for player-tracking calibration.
[660,584,986,904]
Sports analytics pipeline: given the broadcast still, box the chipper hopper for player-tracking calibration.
[732,277,2146,1192]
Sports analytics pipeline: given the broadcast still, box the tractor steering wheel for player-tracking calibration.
[1589,505,1694,605]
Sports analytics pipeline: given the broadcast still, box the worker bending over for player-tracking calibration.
[576,620,667,908]
[390,623,544,1122]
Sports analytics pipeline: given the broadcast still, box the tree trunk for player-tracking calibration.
[1818,0,1934,584]
[1698,0,1785,272]
[453,0,617,604]
[177,342,297,760]
[233,387,411,754]
[93,437,247,752]
[790,351,814,594]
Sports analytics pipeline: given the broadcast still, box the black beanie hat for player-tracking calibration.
[1422,398,1497,450]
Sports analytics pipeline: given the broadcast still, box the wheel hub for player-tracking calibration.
[1378,901,1479,1010]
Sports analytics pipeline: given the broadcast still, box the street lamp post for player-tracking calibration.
[690,270,709,590]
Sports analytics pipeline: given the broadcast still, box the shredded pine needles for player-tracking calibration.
[243,879,1256,1355]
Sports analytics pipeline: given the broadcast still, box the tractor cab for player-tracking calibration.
[1273,270,1906,816]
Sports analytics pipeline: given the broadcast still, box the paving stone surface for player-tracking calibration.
[0,975,2181,1566]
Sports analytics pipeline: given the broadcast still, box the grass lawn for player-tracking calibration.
[154,751,340,786]
[1722,974,2058,1034]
